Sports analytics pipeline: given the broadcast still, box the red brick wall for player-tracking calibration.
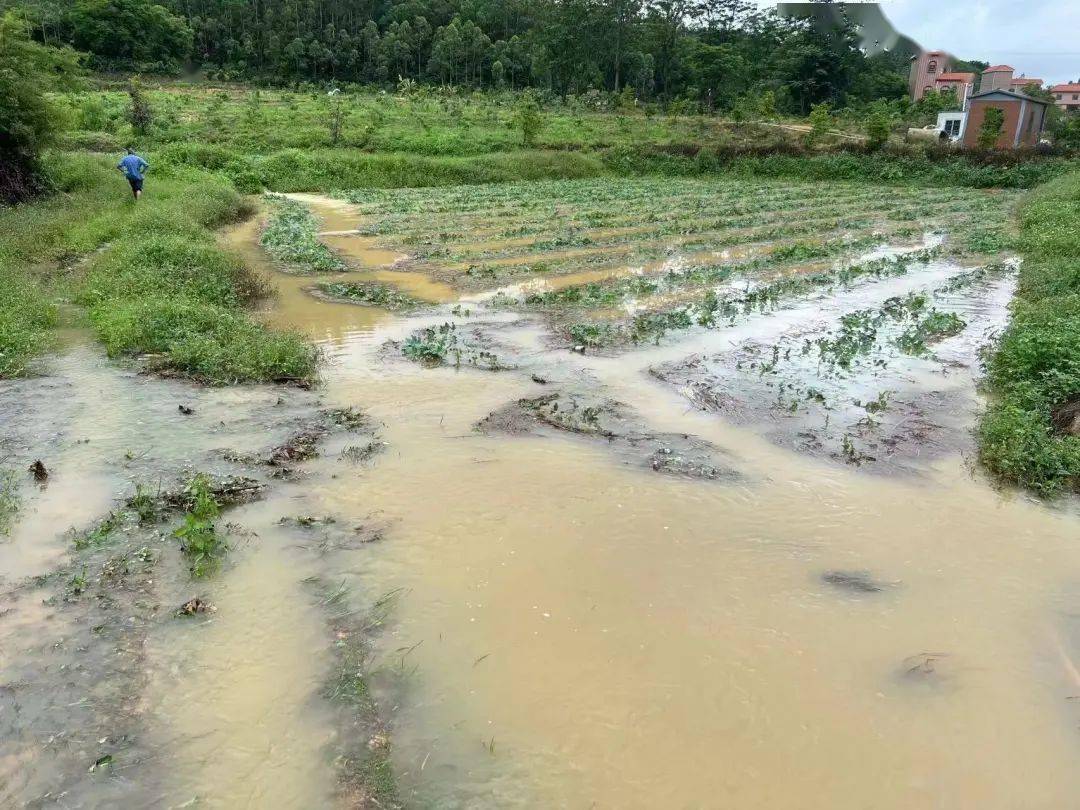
[962,100,1022,148]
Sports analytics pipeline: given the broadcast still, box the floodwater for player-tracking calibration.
[3,192,1080,809]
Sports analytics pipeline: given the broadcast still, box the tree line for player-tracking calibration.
[13,0,912,114]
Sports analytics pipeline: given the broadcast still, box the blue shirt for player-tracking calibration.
[118,154,149,180]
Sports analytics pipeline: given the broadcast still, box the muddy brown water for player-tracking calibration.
[3,193,1080,809]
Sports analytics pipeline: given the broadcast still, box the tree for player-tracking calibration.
[127,77,153,135]
[864,101,892,149]
[804,101,830,146]
[0,11,82,202]
[511,90,543,146]
[977,107,1005,149]
[62,0,192,71]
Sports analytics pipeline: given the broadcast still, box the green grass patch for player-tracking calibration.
[0,153,316,384]
[978,172,1080,494]
[316,281,420,310]
[260,195,347,273]
[92,296,317,385]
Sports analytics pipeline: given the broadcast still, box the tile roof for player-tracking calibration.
[935,73,975,82]
[1051,83,1080,93]
[982,65,1015,73]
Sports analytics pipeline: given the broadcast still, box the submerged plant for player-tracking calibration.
[895,310,966,356]
[173,474,225,576]
[260,195,348,274]
[317,281,420,310]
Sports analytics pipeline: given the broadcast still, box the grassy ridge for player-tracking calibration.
[151,142,1070,194]
[978,172,1080,494]
[604,146,1074,189]
[0,154,316,384]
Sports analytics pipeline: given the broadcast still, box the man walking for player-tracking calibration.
[117,147,149,200]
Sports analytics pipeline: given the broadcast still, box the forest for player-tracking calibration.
[13,0,915,113]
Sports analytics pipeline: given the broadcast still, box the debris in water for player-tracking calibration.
[821,570,889,593]
[176,597,215,616]
[901,652,949,679]
[88,754,113,773]
[479,391,740,482]
[268,430,322,465]
[29,459,48,482]
[531,374,549,385]
[178,404,195,415]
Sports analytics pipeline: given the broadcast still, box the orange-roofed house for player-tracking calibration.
[1010,75,1044,93]
[934,72,976,106]
[980,65,1017,92]
[1051,83,1080,113]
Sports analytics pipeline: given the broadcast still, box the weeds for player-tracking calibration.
[260,195,348,274]
[173,474,225,576]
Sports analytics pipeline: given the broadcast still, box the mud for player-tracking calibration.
[0,347,394,808]
[478,392,740,481]
[649,266,1017,475]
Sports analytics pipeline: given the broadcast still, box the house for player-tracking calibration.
[960,89,1049,148]
[934,72,976,106]
[1051,83,1080,113]
[909,50,951,101]
[980,65,1016,92]
[1009,74,1044,93]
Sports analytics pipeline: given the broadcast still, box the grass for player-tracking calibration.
[978,171,1080,495]
[0,154,317,384]
[0,268,57,376]
[55,84,1076,192]
[317,281,421,310]
[0,469,19,535]
[260,194,348,273]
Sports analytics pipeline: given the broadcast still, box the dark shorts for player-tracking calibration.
[127,177,143,192]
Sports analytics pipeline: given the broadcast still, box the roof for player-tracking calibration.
[1051,83,1080,92]
[935,73,975,82]
[1010,78,1044,86]
[983,64,1015,73]
[968,88,1048,105]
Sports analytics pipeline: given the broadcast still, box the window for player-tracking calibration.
[1073,94,1079,100]
[944,119,961,137]
[927,60,937,73]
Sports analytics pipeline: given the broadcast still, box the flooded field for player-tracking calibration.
[3,176,1080,809]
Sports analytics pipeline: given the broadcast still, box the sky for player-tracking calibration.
[770,1,1080,86]
[880,0,1079,84]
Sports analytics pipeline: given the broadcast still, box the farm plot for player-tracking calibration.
[342,178,1016,318]
[334,176,1021,476]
